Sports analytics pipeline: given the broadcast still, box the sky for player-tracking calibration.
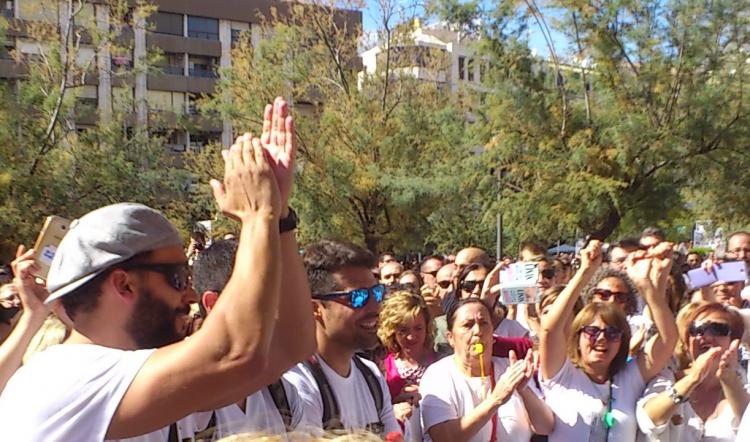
[359,0,570,59]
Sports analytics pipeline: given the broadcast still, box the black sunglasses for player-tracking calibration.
[592,288,629,303]
[460,279,485,292]
[581,325,623,343]
[540,268,556,279]
[437,280,452,289]
[121,263,192,292]
[313,284,386,309]
[688,321,732,338]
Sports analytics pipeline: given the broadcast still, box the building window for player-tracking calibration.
[231,28,250,48]
[188,55,218,78]
[187,16,219,40]
[189,131,222,151]
[467,58,474,82]
[2,1,14,18]
[151,11,184,36]
[157,52,184,76]
[458,56,465,81]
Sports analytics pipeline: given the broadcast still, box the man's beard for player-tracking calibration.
[126,287,188,349]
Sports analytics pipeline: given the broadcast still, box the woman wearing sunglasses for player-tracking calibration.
[636,302,748,441]
[540,240,678,441]
[420,298,554,442]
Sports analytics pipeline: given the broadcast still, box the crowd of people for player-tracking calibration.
[1,96,750,442]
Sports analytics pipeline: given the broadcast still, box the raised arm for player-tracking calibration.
[0,246,49,393]
[107,113,285,438]
[261,98,315,368]
[631,244,679,382]
[718,340,750,420]
[539,240,602,380]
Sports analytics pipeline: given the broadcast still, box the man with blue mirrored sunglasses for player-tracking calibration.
[312,284,386,309]
[283,239,401,438]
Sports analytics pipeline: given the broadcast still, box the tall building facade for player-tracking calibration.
[1,0,361,151]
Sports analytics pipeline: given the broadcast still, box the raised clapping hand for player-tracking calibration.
[491,350,529,406]
[688,346,723,387]
[10,245,49,322]
[717,339,741,383]
[259,97,296,216]
[210,131,281,223]
[509,349,538,391]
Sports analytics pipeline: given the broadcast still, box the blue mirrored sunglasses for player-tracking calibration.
[313,284,386,309]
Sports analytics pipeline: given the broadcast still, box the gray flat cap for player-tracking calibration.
[46,203,183,303]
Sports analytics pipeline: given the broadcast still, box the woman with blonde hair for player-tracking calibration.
[636,302,748,441]
[377,290,437,426]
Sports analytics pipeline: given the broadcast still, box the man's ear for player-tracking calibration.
[202,291,219,313]
[109,269,137,302]
[312,300,325,325]
[446,330,455,349]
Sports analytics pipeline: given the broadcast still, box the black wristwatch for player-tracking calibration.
[279,207,298,233]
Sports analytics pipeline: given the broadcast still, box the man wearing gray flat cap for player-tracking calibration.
[0,97,315,441]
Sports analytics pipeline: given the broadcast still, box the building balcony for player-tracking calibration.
[189,67,217,79]
[160,66,184,76]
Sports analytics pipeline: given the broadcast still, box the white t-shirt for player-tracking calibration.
[0,344,154,442]
[419,355,534,442]
[494,318,530,338]
[542,358,645,442]
[208,379,316,438]
[636,369,749,442]
[737,401,750,440]
[283,355,401,436]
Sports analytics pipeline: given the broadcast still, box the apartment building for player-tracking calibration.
[361,22,487,91]
[0,0,361,151]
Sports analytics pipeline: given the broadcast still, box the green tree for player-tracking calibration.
[188,0,476,253]
[432,0,750,243]
[0,1,190,261]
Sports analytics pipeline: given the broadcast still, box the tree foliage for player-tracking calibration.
[433,0,750,244]
[189,0,478,253]
[0,1,190,261]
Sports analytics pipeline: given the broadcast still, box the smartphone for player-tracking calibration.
[715,261,747,284]
[687,261,747,289]
[32,216,71,280]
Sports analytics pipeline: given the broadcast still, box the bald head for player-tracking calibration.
[455,247,491,272]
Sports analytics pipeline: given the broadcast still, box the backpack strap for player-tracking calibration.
[193,411,217,442]
[353,355,384,416]
[167,423,178,442]
[267,379,293,430]
[303,357,344,430]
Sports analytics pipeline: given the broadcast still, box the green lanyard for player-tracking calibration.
[603,379,615,439]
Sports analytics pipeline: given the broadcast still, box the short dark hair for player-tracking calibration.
[641,227,665,241]
[446,298,493,331]
[611,237,640,251]
[61,270,112,320]
[60,251,151,321]
[419,255,443,272]
[304,239,376,296]
[191,239,238,296]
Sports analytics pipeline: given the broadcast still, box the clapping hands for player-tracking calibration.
[210,97,296,223]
